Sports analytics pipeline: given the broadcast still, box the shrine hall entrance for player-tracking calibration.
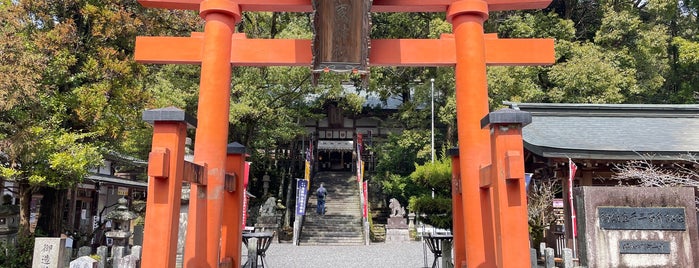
[317,150,353,171]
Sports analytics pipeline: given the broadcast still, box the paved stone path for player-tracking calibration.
[243,241,436,268]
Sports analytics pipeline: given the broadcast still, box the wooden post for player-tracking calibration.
[220,142,246,266]
[481,108,532,267]
[448,148,466,267]
[447,1,496,266]
[141,107,196,267]
[184,1,241,267]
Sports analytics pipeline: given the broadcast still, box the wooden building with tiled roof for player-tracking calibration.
[510,102,699,256]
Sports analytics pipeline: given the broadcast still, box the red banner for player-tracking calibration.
[362,181,368,218]
[242,161,251,226]
[568,159,578,237]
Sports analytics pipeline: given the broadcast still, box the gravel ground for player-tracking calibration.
[242,241,438,268]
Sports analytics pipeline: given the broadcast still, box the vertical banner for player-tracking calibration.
[242,161,251,225]
[362,181,368,218]
[568,159,578,237]
[304,145,312,189]
[357,134,363,182]
[295,179,308,215]
[568,158,578,258]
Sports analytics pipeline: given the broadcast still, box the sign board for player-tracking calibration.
[575,187,698,267]
[117,187,129,196]
[295,179,308,215]
[598,207,686,230]
[619,240,671,254]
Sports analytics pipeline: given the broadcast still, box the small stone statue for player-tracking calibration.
[259,197,277,216]
[388,198,406,218]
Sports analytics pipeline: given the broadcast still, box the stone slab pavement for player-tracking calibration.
[243,241,439,268]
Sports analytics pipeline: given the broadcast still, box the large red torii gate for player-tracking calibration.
[135,0,554,267]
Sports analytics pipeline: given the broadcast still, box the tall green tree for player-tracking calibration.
[0,0,200,235]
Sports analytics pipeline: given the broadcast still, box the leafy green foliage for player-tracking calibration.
[0,232,34,268]
[408,155,453,230]
[375,130,430,178]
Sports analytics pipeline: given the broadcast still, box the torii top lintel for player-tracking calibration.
[138,0,552,13]
[135,0,556,67]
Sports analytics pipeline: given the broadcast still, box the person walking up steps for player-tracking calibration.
[316,182,327,215]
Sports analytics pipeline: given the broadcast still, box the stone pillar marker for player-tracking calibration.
[545,248,555,267]
[69,256,97,268]
[96,246,107,268]
[32,237,66,268]
[77,246,91,257]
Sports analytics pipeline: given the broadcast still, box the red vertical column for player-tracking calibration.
[482,108,532,267]
[220,142,246,266]
[185,1,241,267]
[141,107,195,267]
[449,148,466,267]
[447,1,495,267]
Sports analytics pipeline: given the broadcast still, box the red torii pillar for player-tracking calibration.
[184,2,241,268]
[481,108,533,267]
[135,1,553,267]
[141,107,195,268]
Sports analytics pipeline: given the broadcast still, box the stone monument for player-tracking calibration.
[385,198,409,242]
[255,197,281,233]
[32,237,67,268]
[575,187,699,268]
[69,256,97,268]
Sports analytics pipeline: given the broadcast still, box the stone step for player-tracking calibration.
[300,231,364,237]
[298,238,365,245]
[304,226,361,230]
[301,171,365,245]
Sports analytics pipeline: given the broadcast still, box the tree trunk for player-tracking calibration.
[37,187,68,237]
[18,180,33,234]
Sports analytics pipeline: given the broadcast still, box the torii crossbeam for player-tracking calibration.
[136,1,554,268]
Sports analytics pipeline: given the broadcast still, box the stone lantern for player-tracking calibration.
[262,173,271,196]
[105,197,138,247]
[0,195,19,246]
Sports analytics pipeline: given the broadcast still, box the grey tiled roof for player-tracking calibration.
[508,103,699,160]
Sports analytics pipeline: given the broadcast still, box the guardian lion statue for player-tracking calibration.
[388,198,406,218]
[259,197,277,216]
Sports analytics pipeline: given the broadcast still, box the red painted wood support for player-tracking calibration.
[447,1,497,267]
[137,0,552,13]
[184,1,241,268]
[134,35,554,67]
[448,148,466,267]
[481,108,533,267]
[141,107,196,267]
[220,143,246,267]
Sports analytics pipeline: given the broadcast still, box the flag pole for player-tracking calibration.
[568,158,578,258]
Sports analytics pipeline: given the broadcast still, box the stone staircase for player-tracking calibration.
[299,171,366,245]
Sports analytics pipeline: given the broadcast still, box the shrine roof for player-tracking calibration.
[87,173,148,188]
[507,102,699,160]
